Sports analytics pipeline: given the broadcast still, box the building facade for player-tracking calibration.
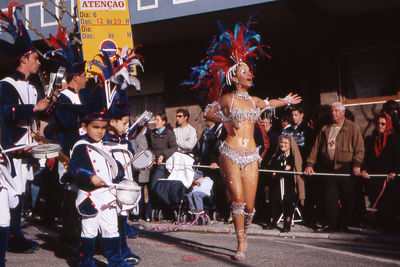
[1,0,400,135]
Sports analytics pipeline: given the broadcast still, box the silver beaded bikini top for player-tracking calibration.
[228,91,261,123]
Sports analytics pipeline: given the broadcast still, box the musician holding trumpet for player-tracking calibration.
[0,3,50,253]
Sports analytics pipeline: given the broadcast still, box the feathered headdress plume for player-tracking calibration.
[112,45,144,91]
[0,1,36,58]
[87,45,143,90]
[86,45,144,109]
[43,25,85,77]
[182,18,270,109]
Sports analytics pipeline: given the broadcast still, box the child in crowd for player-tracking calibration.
[267,135,303,232]
[69,112,132,267]
[105,105,141,265]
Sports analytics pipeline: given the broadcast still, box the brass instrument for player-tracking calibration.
[30,131,70,170]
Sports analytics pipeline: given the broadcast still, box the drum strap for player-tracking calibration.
[1,78,26,104]
[1,77,37,136]
[72,140,119,179]
[0,144,13,174]
[0,164,16,191]
[110,147,135,179]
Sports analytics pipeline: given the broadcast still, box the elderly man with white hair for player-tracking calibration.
[304,102,364,232]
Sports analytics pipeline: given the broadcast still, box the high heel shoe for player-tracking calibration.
[234,242,247,261]
[234,251,245,261]
[233,230,246,261]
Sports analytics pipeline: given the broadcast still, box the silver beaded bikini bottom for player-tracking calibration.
[219,141,261,171]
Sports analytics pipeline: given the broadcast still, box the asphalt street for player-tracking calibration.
[5,220,400,266]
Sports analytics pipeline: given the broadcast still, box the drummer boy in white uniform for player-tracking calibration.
[69,111,131,267]
[105,95,141,265]
[0,2,49,252]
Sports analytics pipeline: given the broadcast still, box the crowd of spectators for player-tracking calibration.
[27,102,400,235]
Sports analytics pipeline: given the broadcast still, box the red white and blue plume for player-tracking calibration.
[0,1,36,58]
[86,45,144,109]
[182,18,270,107]
[43,25,85,77]
[87,45,144,91]
[112,46,144,91]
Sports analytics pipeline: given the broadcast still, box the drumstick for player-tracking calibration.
[106,184,141,190]
[1,143,38,154]
[124,150,147,168]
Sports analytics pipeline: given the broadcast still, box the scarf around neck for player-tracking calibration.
[375,112,394,157]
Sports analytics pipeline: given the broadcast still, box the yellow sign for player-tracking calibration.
[77,0,134,76]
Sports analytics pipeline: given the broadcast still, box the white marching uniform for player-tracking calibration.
[2,78,38,195]
[56,88,85,182]
[0,152,19,227]
[71,139,120,239]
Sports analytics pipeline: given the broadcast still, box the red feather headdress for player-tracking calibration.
[182,19,270,107]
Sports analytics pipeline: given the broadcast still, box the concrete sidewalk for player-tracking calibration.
[131,219,400,245]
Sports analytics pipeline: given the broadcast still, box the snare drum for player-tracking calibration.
[131,150,154,170]
[115,180,141,206]
[32,144,61,159]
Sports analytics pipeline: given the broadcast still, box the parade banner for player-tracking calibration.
[77,0,135,76]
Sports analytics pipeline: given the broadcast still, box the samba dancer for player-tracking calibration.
[0,1,50,252]
[186,20,301,260]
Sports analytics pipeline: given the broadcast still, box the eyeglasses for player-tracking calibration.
[176,115,184,118]
[377,122,386,126]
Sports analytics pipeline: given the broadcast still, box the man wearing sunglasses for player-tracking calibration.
[174,108,197,153]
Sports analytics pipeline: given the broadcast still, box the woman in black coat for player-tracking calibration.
[361,112,400,232]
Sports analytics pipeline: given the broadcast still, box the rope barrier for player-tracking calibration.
[161,162,391,178]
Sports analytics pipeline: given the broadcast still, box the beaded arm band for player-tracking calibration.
[279,95,292,106]
[204,101,230,122]
[263,98,271,109]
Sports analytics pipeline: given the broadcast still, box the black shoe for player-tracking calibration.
[281,221,291,232]
[27,239,40,250]
[314,225,335,233]
[7,236,35,253]
[224,218,233,224]
[263,222,277,230]
[125,254,141,265]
